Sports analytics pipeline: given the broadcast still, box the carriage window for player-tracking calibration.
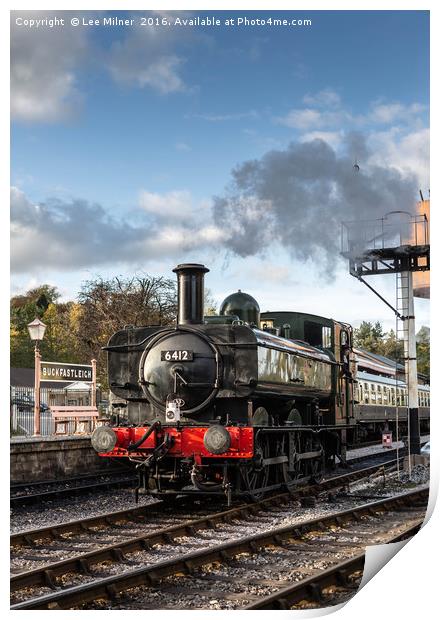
[358,384,363,403]
[364,383,369,404]
[391,388,396,405]
[427,394,430,406]
[377,385,382,404]
[371,384,376,403]
[402,390,407,406]
[383,387,388,404]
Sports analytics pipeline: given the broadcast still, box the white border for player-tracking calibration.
[3,2,437,619]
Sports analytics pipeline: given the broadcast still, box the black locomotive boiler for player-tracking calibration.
[91,264,356,502]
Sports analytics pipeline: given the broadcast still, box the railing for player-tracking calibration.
[341,212,429,257]
[10,386,106,437]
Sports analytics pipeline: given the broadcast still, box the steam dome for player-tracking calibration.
[219,290,260,326]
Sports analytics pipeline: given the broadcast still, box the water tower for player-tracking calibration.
[341,201,430,459]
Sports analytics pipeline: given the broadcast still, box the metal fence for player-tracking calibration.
[10,385,105,437]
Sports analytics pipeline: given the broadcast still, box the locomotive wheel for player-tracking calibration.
[309,450,325,484]
[281,434,301,493]
[251,407,270,426]
[242,435,270,501]
[306,435,325,484]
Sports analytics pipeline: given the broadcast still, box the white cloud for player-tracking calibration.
[10,12,87,122]
[10,10,201,122]
[368,127,430,189]
[299,131,343,149]
[175,142,191,151]
[107,18,193,94]
[139,189,193,218]
[276,96,426,134]
[369,102,426,125]
[275,108,349,130]
[275,92,428,188]
[189,110,259,122]
[10,186,225,274]
[303,88,341,107]
[275,108,322,129]
[109,51,185,94]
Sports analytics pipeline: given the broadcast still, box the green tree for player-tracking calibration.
[416,326,430,377]
[353,321,386,354]
[381,329,404,362]
[10,285,61,367]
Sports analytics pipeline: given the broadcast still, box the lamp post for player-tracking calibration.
[27,318,46,436]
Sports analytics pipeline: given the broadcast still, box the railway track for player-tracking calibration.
[244,519,422,609]
[11,486,427,609]
[10,471,137,507]
[10,460,417,609]
[10,459,398,547]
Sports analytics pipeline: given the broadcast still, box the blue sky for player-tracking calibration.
[11,9,430,331]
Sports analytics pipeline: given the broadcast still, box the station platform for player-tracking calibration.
[10,434,113,484]
[347,434,430,461]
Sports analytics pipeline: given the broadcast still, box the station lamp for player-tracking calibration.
[27,318,46,436]
[27,318,47,348]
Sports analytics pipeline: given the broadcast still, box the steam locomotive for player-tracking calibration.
[91,264,359,503]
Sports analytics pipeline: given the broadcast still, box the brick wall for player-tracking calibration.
[10,436,114,483]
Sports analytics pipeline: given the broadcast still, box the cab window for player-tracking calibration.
[322,326,332,348]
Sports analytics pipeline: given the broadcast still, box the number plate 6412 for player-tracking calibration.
[161,350,194,361]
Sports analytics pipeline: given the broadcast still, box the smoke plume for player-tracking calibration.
[213,133,418,272]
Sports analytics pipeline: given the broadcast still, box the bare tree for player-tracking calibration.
[75,274,177,383]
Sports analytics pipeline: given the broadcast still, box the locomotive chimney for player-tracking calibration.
[173,263,209,325]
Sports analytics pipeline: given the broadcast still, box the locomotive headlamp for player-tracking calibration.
[165,396,183,423]
[91,426,117,453]
[203,425,231,454]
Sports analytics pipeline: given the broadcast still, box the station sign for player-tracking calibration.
[40,361,93,383]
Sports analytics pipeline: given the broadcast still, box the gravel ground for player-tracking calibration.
[10,488,159,534]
